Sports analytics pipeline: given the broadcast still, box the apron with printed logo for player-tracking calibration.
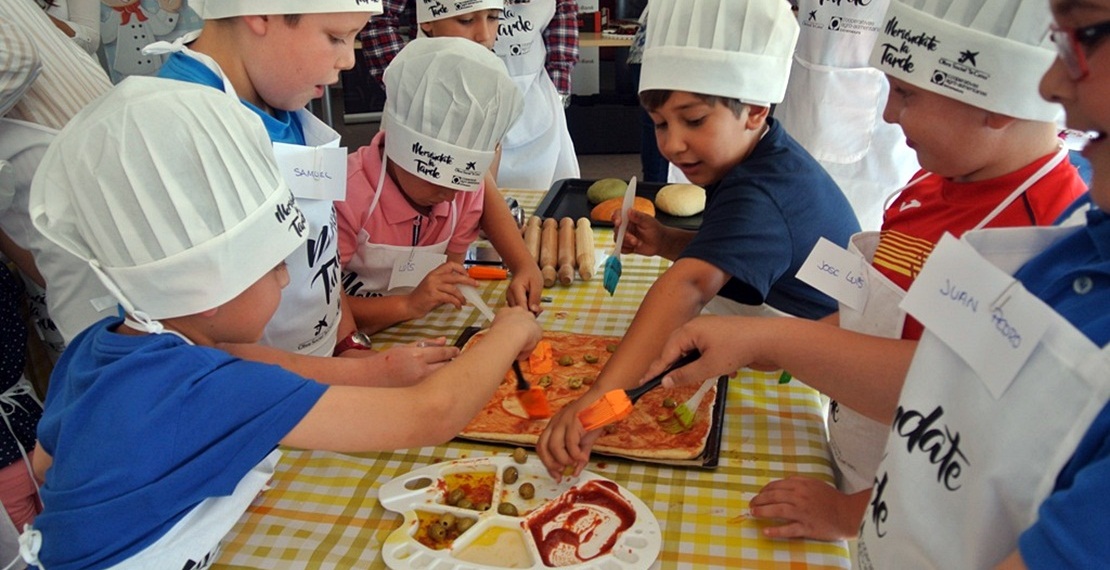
[493,0,579,190]
[144,39,346,356]
[855,225,1110,568]
[342,153,458,298]
[802,150,1067,493]
[775,0,917,230]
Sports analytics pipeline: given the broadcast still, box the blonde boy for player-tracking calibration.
[24,80,539,569]
[537,0,860,476]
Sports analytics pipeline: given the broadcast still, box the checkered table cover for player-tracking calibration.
[213,189,851,569]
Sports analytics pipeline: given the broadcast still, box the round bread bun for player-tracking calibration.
[654,184,706,217]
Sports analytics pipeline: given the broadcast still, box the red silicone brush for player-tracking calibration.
[577,350,701,432]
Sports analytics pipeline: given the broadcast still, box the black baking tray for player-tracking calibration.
[453,327,726,468]
[535,178,704,230]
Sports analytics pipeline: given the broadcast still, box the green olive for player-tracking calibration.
[497,502,519,516]
[456,517,475,533]
[662,397,677,409]
[583,353,599,364]
[606,343,618,353]
[457,498,473,510]
[428,523,447,541]
[519,482,536,500]
[512,447,527,464]
[538,375,552,387]
[503,466,519,484]
[439,512,456,529]
[557,355,574,366]
[568,377,583,389]
[447,488,465,506]
[475,502,490,512]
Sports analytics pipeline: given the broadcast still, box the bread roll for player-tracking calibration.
[654,183,706,217]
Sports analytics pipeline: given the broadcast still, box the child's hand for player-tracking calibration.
[749,476,868,541]
[640,316,756,389]
[407,262,477,318]
[615,209,667,257]
[505,263,544,315]
[536,394,604,480]
[364,338,459,387]
[490,306,542,360]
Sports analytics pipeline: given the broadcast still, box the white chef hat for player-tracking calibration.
[869,0,1061,122]
[0,21,41,117]
[417,0,503,24]
[640,0,799,106]
[29,77,308,329]
[382,37,523,191]
[190,0,383,19]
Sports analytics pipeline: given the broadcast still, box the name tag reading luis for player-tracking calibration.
[273,142,347,201]
[389,252,448,291]
[900,234,1048,399]
[796,237,870,311]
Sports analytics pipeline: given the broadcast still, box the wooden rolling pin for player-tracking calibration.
[524,216,542,266]
[539,217,558,287]
[557,217,576,286]
[575,218,595,281]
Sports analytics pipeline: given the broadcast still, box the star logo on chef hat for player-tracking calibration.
[466,161,477,171]
[958,50,979,67]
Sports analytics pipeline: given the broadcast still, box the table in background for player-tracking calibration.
[213,189,851,569]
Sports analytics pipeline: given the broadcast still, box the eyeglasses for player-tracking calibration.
[1050,20,1110,80]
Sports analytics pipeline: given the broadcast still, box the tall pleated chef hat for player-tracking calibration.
[29,78,308,332]
[869,0,1061,122]
[417,0,503,24]
[0,21,40,117]
[190,0,383,19]
[382,37,523,191]
[639,0,799,107]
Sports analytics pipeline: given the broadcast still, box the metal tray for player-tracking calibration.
[535,178,703,230]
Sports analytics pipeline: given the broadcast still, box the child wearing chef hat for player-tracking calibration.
[336,36,536,332]
[536,0,860,476]
[636,0,1110,564]
[22,78,540,569]
[737,0,1087,543]
[143,0,471,386]
[416,0,502,49]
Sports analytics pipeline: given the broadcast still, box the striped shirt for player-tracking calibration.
[0,0,110,130]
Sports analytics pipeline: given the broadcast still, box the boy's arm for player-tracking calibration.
[480,183,543,312]
[218,340,458,387]
[32,447,51,484]
[282,307,542,451]
[344,261,473,334]
[536,257,729,475]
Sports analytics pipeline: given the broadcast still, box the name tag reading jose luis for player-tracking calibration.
[273,142,347,201]
[389,252,448,291]
[900,234,1048,399]
[796,237,870,311]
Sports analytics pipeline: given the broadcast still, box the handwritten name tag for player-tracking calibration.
[273,143,348,201]
[389,252,448,291]
[796,237,869,311]
[901,234,1048,399]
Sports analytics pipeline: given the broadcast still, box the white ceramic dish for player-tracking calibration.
[379,455,661,569]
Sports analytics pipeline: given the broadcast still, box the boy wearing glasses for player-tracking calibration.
[638,0,1110,566]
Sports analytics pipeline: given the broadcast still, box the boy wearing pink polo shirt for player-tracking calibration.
[336,37,533,332]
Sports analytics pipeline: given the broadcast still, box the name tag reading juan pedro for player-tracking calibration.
[900,234,1048,399]
[796,237,870,311]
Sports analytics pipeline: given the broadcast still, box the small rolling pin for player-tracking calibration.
[557,217,576,286]
[524,215,542,266]
[575,218,595,281]
[540,217,558,288]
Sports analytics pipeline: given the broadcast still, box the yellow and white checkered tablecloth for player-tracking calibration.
[212,189,851,569]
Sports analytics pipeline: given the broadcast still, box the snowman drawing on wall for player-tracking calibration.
[100,0,196,82]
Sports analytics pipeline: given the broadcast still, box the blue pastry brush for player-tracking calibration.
[603,176,637,296]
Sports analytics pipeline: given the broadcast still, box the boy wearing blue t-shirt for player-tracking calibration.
[23,80,540,570]
[537,0,859,476]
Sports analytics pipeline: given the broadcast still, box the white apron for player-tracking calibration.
[144,39,347,356]
[774,0,918,231]
[342,153,458,298]
[493,0,579,190]
[800,149,1067,493]
[21,450,281,570]
[855,227,1110,569]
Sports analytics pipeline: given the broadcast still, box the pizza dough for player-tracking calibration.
[654,184,706,217]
